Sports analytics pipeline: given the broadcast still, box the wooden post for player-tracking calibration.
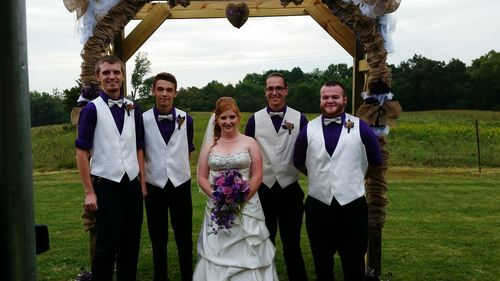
[352,39,366,114]
[475,120,481,173]
[0,1,37,280]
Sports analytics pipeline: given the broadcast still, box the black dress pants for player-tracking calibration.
[145,179,193,281]
[258,181,308,281]
[305,196,368,281]
[91,175,144,281]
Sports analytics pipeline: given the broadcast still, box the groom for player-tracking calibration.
[142,72,195,281]
[245,72,308,281]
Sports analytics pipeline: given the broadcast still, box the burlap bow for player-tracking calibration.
[356,99,402,127]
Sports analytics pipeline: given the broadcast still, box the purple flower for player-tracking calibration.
[210,169,250,234]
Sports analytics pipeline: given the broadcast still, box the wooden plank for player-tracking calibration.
[135,1,313,19]
[122,4,171,62]
[358,58,369,72]
[352,40,365,113]
[305,2,354,56]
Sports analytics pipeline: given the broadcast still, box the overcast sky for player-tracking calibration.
[26,0,500,93]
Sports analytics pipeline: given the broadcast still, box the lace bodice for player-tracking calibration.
[208,150,251,182]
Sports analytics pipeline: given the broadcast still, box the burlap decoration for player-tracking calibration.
[80,0,146,88]
[70,107,82,125]
[323,0,392,91]
[356,100,402,127]
[365,137,389,227]
[63,0,89,19]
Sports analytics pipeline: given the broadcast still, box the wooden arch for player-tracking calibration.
[126,0,362,110]
[69,0,401,278]
[76,0,398,113]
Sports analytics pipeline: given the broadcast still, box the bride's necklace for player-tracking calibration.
[219,134,240,143]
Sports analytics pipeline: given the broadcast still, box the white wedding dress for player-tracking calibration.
[193,150,279,281]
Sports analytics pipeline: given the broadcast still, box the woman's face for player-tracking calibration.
[217,109,239,133]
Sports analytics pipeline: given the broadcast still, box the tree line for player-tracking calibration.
[30,50,499,127]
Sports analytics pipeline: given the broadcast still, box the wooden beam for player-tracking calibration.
[305,2,355,56]
[122,4,171,62]
[352,39,365,113]
[358,58,369,72]
[135,1,313,19]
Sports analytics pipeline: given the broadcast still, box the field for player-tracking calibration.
[32,110,500,280]
[32,110,500,171]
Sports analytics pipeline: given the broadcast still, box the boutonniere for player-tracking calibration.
[281,120,295,135]
[177,114,185,130]
[344,119,354,133]
[125,102,134,116]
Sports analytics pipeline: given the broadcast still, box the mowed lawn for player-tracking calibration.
[34,167,500,281]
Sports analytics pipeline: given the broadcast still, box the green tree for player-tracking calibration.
[443,58,471,109]
[30,91,68,127]
[468,50,500,110]
[392,55,447,111]
[62,80,82,115]
[130,52,151,100]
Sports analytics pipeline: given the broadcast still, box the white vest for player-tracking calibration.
[255,107,300,188]
[305,114,368,206]
[90,97,139,182]
[143,108,191,188]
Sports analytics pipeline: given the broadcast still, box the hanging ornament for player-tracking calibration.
[225,3,250,29]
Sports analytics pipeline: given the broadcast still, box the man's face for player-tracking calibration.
[265,76,288,111]
[320,85,347,117]
[153,79,177,112]
[96,62,123,95]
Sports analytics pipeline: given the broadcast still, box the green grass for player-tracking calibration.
[34,168,500,280]
[32,110,500,280]
[385,110,499,167]
[32,110,500,170]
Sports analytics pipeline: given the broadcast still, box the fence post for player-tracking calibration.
[475,120,481,173]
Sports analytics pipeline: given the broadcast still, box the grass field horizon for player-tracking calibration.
[32,110,500,280]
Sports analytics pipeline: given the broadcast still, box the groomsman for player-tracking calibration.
[142,72,194,281]
[75,55,145,281]
[294,80,381,281]
[245,72,308,281]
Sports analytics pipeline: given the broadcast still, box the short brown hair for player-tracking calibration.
[322,80,346,95]
[152,72,177,90]
[265,72,287,88]
[95,55,125,75]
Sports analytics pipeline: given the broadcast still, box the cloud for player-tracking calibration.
[26,0,500,92]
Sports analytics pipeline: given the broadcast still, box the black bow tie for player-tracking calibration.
[269,111,284,118]
[158,114,173,122]
[323,116,342,126]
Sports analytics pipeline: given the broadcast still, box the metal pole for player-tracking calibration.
[475,120,481,173]
[0,0,37,280]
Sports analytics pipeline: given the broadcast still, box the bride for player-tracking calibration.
[193,97,279,280]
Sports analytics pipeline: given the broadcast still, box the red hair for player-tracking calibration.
[212,97,240,146]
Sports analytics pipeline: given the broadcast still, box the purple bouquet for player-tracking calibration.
[210,170,250,234]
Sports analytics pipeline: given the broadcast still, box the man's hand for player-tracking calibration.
[84,192,98,211]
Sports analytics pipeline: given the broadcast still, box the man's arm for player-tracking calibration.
[293,125,309,176]
[133,105,147,197]
[244,114,256,138]
[76,148,98,211]
[187,115,195,153]
[137,148,147,198]
[359,120,382,166]
[299,113,308,131]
